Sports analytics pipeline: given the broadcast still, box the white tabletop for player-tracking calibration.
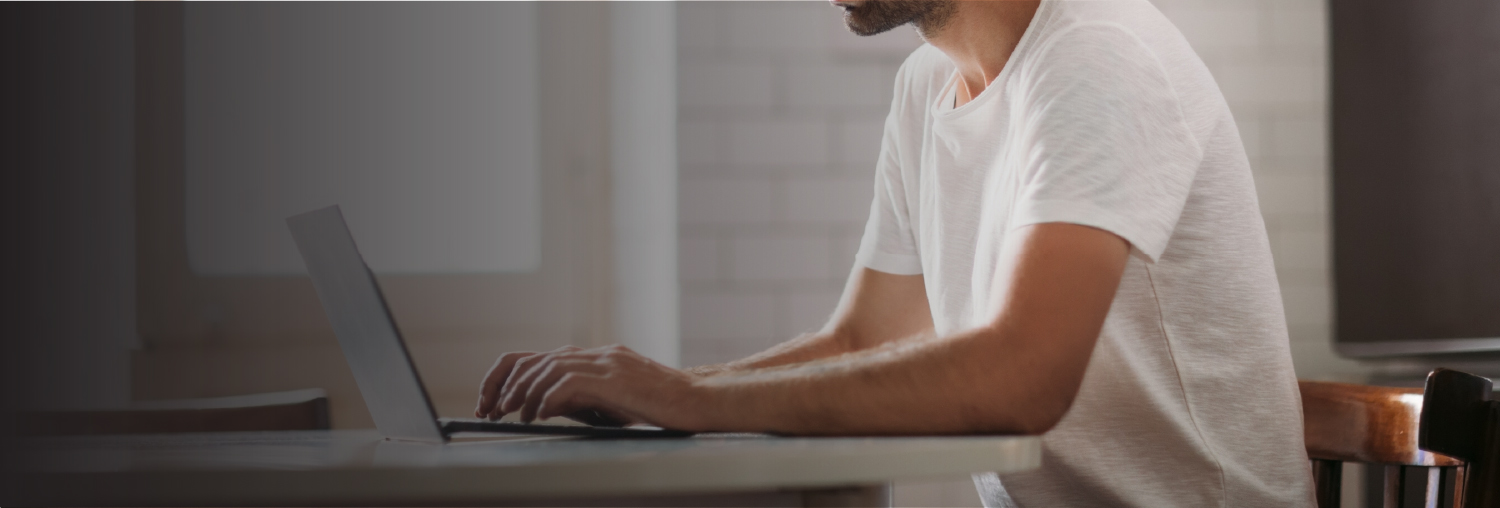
[5,429,1040,505]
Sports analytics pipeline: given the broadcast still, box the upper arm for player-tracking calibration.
[826,267,934,352]
[977,222,1130,431]
[1010,23,1199,263]
[833,58,932,351]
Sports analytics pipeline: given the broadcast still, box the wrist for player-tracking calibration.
[679,377,732,432]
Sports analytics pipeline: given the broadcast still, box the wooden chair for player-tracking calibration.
[1419,368,1500,508]
[14,388,330,436]
[1300,380,1462,508]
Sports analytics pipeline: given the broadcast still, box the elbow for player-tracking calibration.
[1018,375,1086,434]
[964,399,1070,436]
[956,324,1095,435]
[1014,399,1072,435]
[970,374,1084,436]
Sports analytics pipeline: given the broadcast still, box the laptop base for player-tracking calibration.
[439,418,694,439]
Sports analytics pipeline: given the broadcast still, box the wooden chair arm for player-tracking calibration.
[1300,380,1461,466]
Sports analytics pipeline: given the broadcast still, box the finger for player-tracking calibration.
[487,352,562,419]
[478,355,516,415]
[496,353,552,417]
[476,352,535,417]
[492,353,556,419]
[494,345,611,417]
[480,350,546,405]
[499,347,613,416]
[498,351,577,416]
[517,360,605,423]
[535,372,608,422]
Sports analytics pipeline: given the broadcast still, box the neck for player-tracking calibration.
[922,1,1041,107]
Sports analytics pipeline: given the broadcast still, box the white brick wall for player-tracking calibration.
[677,1,1366,505]
[676,0,916,368]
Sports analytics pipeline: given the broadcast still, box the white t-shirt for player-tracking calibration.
[853,0,1316,506]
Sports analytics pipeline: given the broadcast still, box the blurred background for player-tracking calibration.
[5,1,1496,506]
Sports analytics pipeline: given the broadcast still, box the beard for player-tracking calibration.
[839,0,955,38]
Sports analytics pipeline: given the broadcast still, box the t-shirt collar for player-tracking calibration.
[931,0,1053,118]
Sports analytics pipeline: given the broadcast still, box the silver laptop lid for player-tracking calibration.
[287,205,446,443]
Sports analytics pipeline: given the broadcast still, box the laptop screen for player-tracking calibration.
[287,205,446,442]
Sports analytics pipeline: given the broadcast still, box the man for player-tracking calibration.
[475,0,1316,505]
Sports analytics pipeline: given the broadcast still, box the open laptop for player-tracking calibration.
[287,205,693,442]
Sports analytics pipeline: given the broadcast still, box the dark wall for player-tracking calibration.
[1,3,137,422]
[1332,0,1500,350]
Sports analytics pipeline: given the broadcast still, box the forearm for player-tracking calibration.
[687,329,855,377]
[692,324,1085,436]
[690,269,934,378]
[682,225,1125,436]
[507,225,1120,435]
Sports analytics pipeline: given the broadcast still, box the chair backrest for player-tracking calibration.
[1300,380,1461,508]
[14,389,330,436]
[1419,368,1500,508]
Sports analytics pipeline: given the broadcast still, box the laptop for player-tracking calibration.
[287,205,693,442]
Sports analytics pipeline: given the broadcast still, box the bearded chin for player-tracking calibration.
[841,0,949,38]
[846,1,924,36]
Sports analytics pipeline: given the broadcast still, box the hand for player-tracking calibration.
[491,344,707,430]
[474,346,645,426]
[475,347,563,420]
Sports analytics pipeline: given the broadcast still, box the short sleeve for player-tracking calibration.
[854,59,924,275]
[1008,23,1202,263]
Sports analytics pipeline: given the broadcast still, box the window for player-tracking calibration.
[135,3,616,427]
[183,3,539,275]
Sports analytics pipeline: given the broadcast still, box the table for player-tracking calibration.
[2,430,1040,506]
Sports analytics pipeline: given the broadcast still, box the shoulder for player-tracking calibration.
[1028,23,1160,83]
[1011,9,1184,114]
[1020,0,1223,143]
[1021,0,1206,89]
